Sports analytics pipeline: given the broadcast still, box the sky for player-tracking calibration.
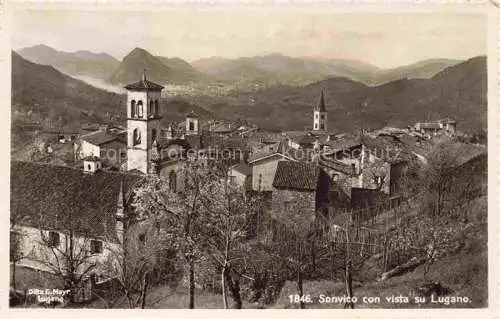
[11,10,487,69]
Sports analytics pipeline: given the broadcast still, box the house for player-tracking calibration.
[209,121,237,135]
[271,161,332,226]
[320,136,394,195]
[10,161,143,286]
[228,163,252,188]
[413,118,457,137]
[248,147,298,192]
[41,124,81,144]
[74,130,127,167]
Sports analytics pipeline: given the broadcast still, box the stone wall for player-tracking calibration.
[271,189,316,228]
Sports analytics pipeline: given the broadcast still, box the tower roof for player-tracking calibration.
[124,70,164,91]
[186,110,199,118]
[314,90,326,112]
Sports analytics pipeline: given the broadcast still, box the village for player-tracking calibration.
[10,70,487,309]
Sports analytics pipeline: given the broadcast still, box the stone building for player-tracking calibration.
[10,161,142,286]
[271,161,332,226]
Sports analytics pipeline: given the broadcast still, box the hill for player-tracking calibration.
[11,52,214,130]
[198,56,486,132]
[366,58,462,85]
[109,48,208,85]
[192,53,373,88]
[17,44,120,80]
[12,51,124,123]
[192,54,461,88]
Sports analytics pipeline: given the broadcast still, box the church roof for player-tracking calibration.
[124,72,164,91]
[314,90,326,112]
[10,161,143,242]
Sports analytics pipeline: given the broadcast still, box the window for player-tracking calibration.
[283,200,292,212]
[189,121,195,131]
[229,175,236,184]
[133,129,141,146]
[315,114,319,119]
[149,100,154,116]
[137,101,143,118]
[314,124,318,129]
[320,114,325,120]
[154,100,159,115]
[138,233,146,245]
[351,163,356,174]
[169,171,177,192]
[90,240,103,254]
[320,124,325,130]
[131,100,136,117]
[48,231,60,247]
[151,129,157,142]
[87,164,91,170]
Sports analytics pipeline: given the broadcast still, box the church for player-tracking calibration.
[123,71,247,190]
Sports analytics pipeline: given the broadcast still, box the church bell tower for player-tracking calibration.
[313,90,327,131]
[124,70,164,173]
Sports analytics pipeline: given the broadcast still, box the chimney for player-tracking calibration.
[142,69,147,81]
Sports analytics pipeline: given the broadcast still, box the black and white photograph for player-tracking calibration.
[6,5,490,311]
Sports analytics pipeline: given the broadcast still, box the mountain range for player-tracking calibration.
[191,54,461,87]
[17,45,461,90]
[200,56,486,132]
[18,44,120,80]
[12,46,486,135]
[11,52,213,128]
[108,48,208,85]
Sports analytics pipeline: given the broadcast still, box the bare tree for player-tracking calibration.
[196,166,262,309]
[133,159,213,309]
[35,225,98,303]
[10,216,30,290]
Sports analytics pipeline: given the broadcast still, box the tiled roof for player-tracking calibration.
[324,138,362,152]
[273,161,320,191]
[124,77,164,91]
[211,122,235,134]
[318,157,355,175]
[186,110,199,118]
[299,135,318,146]
[80,130,118,146]
[416,122,441,129]
[157,138,192,150]
[221,137,247,149]
[82,156,101,161]
[11,161,143,242]
[230,163,252,176]
[314,90,326,112]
